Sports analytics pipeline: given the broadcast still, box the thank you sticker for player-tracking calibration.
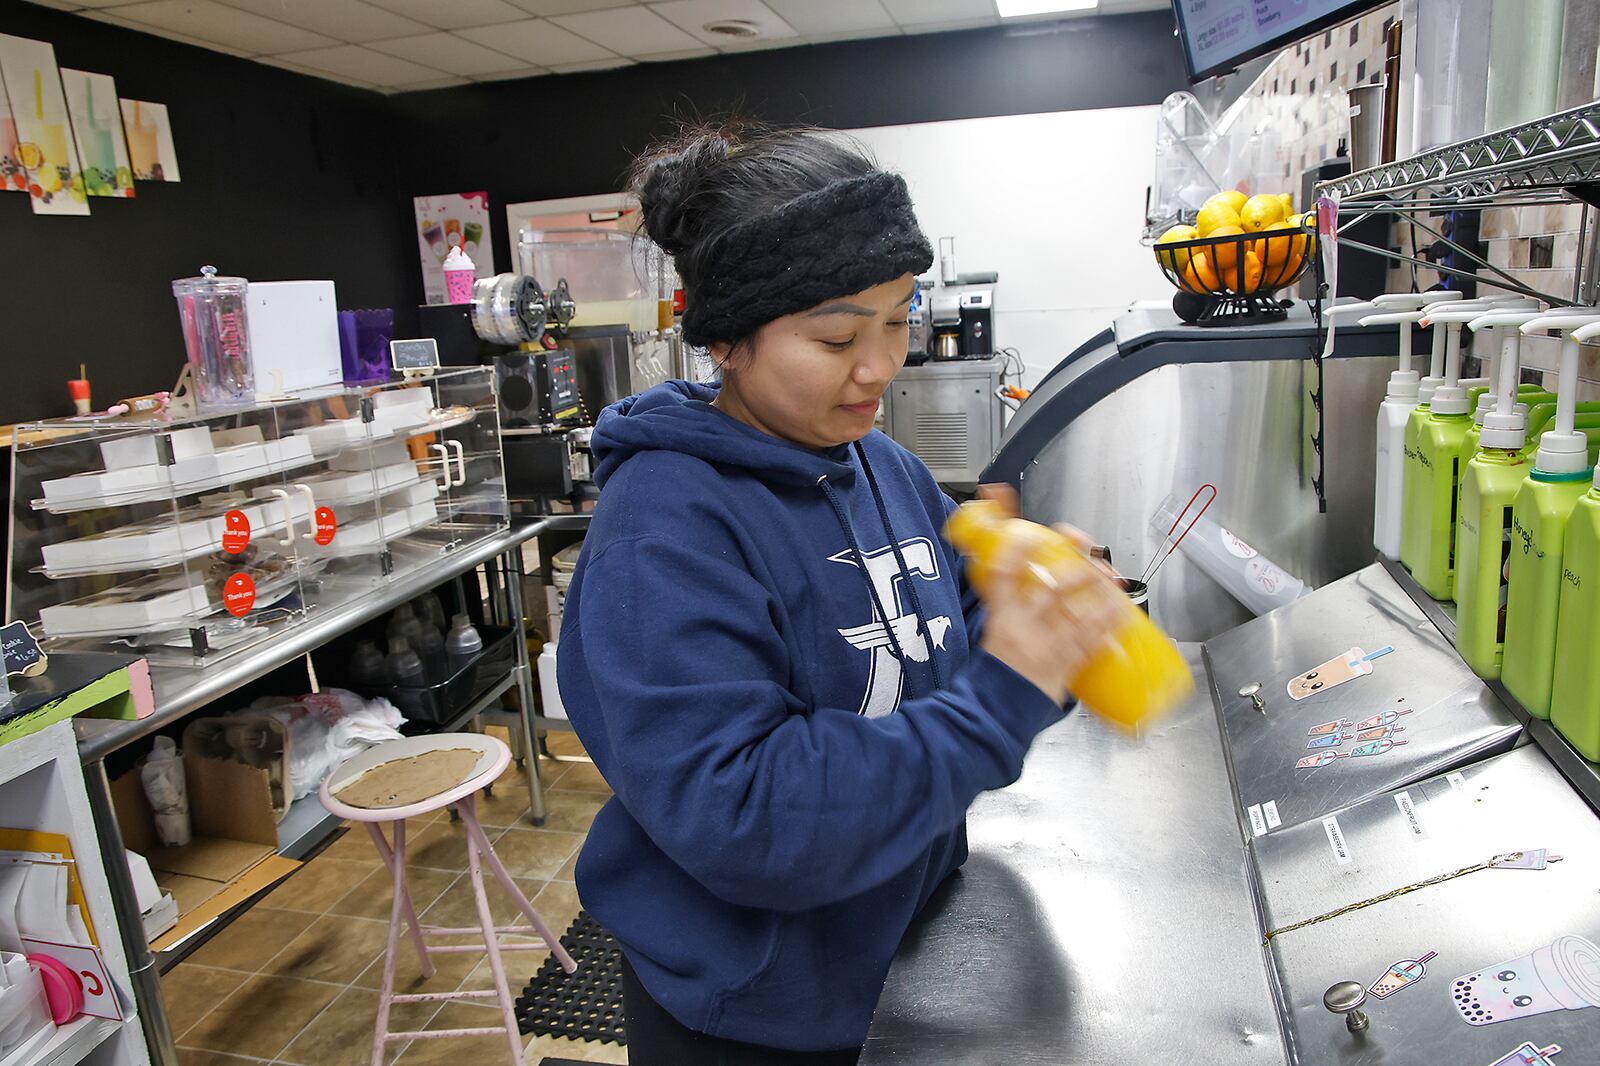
[314,507,337,546]
[223,573,256,617]
[221,509,250,554]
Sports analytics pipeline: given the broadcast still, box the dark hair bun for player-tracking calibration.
[633,131,734,257]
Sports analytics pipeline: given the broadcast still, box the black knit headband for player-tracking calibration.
[679,171,934,348]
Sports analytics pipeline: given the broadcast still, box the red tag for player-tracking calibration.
[223,573,256,617]
[314,507,337,546]
[221,510,251,555]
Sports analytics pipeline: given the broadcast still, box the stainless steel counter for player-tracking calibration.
[861,644,1286,1065]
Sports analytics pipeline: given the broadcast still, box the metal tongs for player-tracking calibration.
[1139,483,1218,590]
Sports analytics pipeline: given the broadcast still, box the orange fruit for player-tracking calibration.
[1241,250,1265,294]
[1190,251,1221,292]
[1208,225,1246,281]
[1256,220,1307,272]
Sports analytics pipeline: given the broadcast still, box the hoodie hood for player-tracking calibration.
[591,380,858,490]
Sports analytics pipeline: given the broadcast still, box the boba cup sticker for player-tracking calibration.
[223,573,255,616]
[1356,725,1404,742]
[1296,750,1348,769]
[1357,708,1413,731]
[1306,732,1352,749]
[221,509,250,554]
[1287,645,1394,700]
[1453,935,1600,1027]
[1349,738,1407,757]
[1308,717,1352,737]
[1369,950,1437,999]
[314,507,337,546]
[1485,1044,1563,1066]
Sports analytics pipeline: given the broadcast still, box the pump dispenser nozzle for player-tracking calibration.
[1423,298,1541,416]
[1523,315,1600,475]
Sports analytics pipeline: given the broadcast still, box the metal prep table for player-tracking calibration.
[864,563,1600,1064]
[73,519,556,1066]
[862,644,1288,1065]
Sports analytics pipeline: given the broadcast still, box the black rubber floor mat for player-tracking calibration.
[516,910,626,1045]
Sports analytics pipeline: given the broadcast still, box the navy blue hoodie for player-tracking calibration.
[557,380,1063,1051]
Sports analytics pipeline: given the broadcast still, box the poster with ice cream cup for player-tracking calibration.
[118,98,178,182]
[413,192,494,305]
[61,69,132,198]
[0,33,89,215]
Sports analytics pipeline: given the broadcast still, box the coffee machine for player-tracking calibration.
[925,284,996,361]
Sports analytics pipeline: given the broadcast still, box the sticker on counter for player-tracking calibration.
[1308,717,1353,737]
[1394,791,1428,839]
[1263,800,1281,829]
[1357,707,1413,731]
[1448,771,1469,793]
[314,506,337,546]
[1248,804,1268,837]
[1288,645,1394,701]
[1357,724,1404,742]
[1485,1042,1563,1065]
[1453,935,1600,1027]
[223,573,256,617]
[1307,732,1352,749]
[1491,849,1563,871]
[1370,950,1437,999]
[221,509,250,554]
[1350,738,1408,758]
[1295,750,1347,770]
[1323,815,1353,865]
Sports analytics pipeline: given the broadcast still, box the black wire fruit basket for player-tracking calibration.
[1153,221,1319,326]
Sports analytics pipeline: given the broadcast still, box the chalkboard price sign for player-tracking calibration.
[390,338,441,373]
[1,620,47,678]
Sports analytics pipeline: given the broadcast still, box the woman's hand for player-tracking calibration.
[971,485,1131,704]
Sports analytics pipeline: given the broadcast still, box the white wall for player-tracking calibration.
[849,105,1171,388]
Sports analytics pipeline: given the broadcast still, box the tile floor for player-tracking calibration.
[161,731,629,1065]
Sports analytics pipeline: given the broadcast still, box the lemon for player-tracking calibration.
[38,166,62,194]
[1157,224,1199,272]
[1196,201,1241,237]
[1277,193,1294,216]
[1240,194,1287,232]
[1204,189,1248,217]
[16,141,42,169]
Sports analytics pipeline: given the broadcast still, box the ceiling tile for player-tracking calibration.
[253,53,375,85]
[898,16,999,34]
[550,6,701,56]
[78,8,256,54]
[762,0,892,35]
[367,32,521,73]
[107,0,340,53]
[364,0,531,29]
[212,0,430,42]
[273,42,445,83]
[547,56,636,72]
[801,26,904,44]
[456,18,617,64]
[881,0,996,25]
[508,0,640,13]
[474,66,551,80]
[648,0,796,47]
[391,74,472,89]
[639,46,717,61]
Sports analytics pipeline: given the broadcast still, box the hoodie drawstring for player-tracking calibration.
[815,445,946,697]
[818,474,915,675]
[854,442,944,690]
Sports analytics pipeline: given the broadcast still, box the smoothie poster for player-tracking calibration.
[62,69,133,198]
[0,33,89,215]
[118,99,179,182]
[0,61,20,193]
[413,191,494,304]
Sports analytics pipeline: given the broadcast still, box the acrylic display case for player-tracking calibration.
[7,367,507,666]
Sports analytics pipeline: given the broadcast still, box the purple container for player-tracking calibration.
[338,308,394,385]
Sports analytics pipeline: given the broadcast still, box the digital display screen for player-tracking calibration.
[1172,0,1386,81]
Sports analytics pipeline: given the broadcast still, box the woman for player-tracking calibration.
[557,126,1127,1064]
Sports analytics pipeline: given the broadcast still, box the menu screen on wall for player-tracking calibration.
[1172,0,1386,80]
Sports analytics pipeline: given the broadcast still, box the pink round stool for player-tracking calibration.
[321,733,577,1066]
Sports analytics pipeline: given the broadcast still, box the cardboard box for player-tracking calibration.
[111,751,299,953]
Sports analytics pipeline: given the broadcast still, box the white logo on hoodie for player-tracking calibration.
[830,538,952,718]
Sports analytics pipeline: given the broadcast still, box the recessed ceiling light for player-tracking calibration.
[704,19,761,38]
[996,0,1099,16]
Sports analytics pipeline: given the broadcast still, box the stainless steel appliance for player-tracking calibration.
[983,300,1398,641]
[958,288,994,357]
[880,357,1004,490]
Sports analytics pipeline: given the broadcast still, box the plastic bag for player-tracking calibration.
[254,689,405,800]
[140,736,190,847]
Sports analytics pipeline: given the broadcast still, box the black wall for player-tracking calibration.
[0,2,1183,427]
[0,1,411,427]
[391,10,1187,285]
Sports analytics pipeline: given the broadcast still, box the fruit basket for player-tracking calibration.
[1153,192,1320,326]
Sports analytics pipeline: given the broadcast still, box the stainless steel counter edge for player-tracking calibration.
[75,519,554,762]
